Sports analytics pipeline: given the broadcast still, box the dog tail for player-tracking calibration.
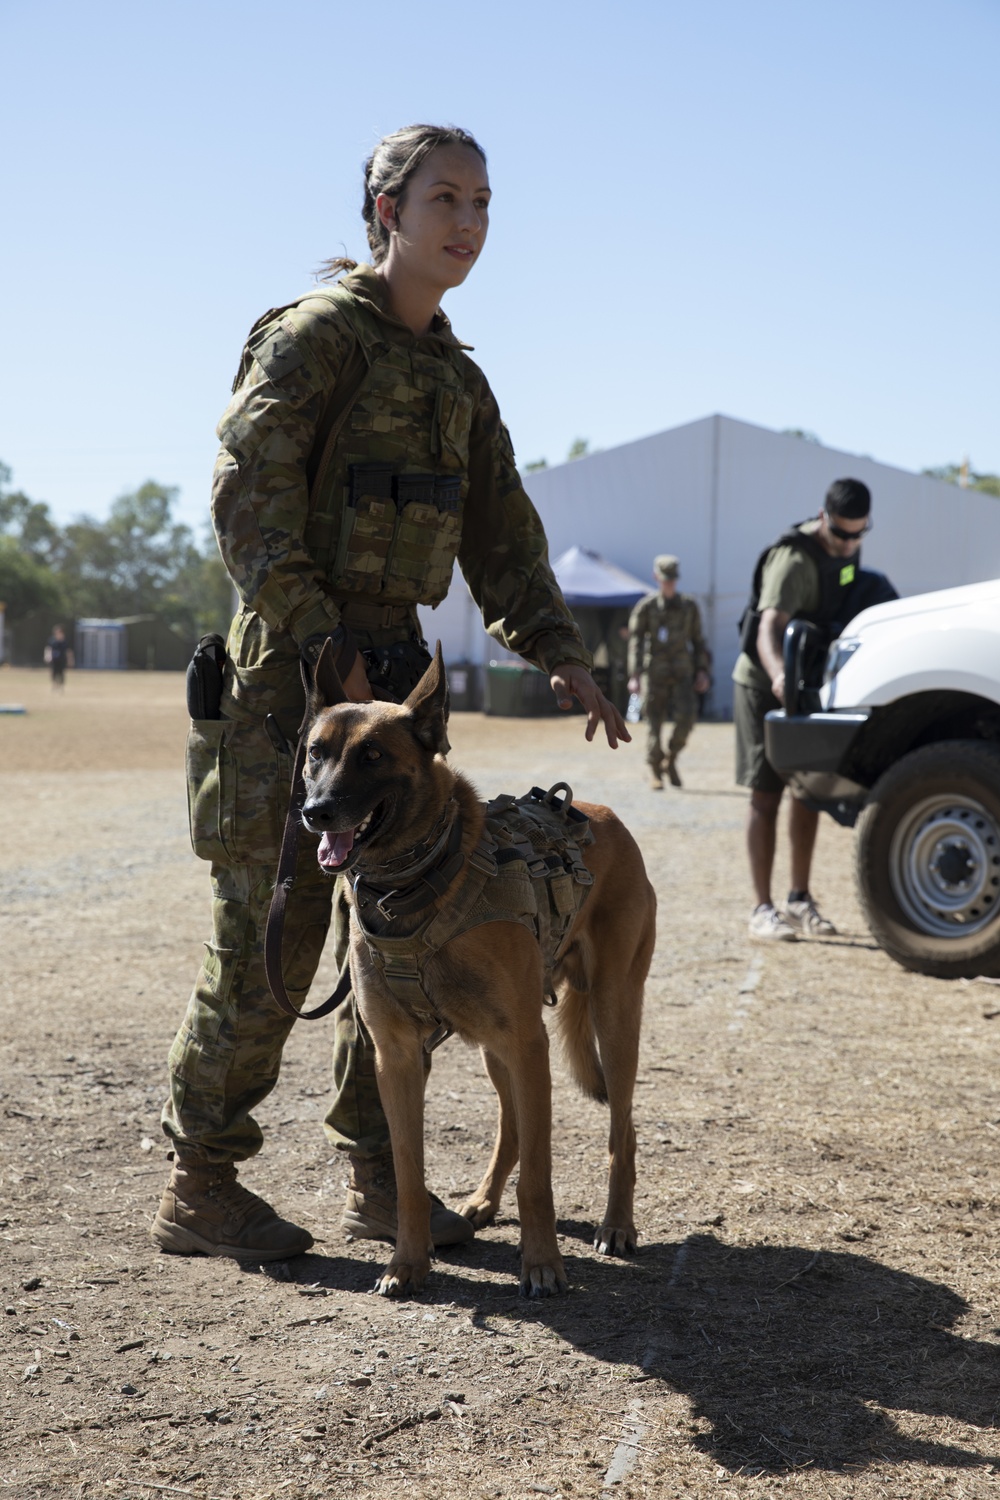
[553,943,607,1103]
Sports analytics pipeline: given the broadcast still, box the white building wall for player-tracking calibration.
[421,415,1000,719]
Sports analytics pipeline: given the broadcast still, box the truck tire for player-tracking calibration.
[855,740,1000,978]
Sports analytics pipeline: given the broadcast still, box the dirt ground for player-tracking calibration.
[3,665,1000,1500]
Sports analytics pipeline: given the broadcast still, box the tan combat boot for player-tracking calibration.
[343,1153,475,1247]
[151,1159,313,1261]
[665,754,682,788]
[649,768,663,790]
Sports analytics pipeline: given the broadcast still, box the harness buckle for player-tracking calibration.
[468,844,498,877]
[376,890,402,920]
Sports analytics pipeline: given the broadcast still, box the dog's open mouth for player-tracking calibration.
[314,800,388,872]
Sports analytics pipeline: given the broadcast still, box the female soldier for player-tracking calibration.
[153,124,628,1262]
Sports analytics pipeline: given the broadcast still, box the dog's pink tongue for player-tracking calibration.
[319,829,355,868]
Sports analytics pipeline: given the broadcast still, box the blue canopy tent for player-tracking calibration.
[551,547,650,712]
[552,546,650,610]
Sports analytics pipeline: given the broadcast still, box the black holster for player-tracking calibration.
[186,634,227,720]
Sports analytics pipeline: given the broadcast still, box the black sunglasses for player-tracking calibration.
[825,511,872,542]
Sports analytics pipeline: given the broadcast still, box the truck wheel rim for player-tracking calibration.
[889,794,1000,938]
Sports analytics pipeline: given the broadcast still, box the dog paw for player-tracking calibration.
[458,1196,498,1229]
[593,1223,638,1257]
[519,1260,568,1298]
[373,1260,429,1298]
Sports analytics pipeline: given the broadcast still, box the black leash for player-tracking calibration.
[264,720,352,1022]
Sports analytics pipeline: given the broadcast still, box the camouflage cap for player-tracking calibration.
[654,555,680,580]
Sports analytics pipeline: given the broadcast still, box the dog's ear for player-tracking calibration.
[309,637,349,717]
[403,641,451,756]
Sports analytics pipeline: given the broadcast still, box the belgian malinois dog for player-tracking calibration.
[301,643,656,1298]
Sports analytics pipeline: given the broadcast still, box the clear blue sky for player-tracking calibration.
[2,0,997,534]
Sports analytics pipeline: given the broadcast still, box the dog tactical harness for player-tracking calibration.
[265,779,594,1047]
[351,783,595,1047]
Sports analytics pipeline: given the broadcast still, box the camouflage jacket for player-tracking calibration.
[627,592,711,679]
[212,264,590,678]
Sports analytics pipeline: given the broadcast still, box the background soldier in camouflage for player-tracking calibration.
[153,124,628,1265]
[627,555,712,789]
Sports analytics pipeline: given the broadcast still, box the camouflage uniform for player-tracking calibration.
[627,591,711,776]
[164,264,591,1166]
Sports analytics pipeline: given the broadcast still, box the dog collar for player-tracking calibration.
[352,799,466,921]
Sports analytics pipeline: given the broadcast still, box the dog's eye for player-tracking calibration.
[362,744,382,763]
[307,744,322,762]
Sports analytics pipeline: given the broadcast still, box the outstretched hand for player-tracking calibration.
[549,664,631,748]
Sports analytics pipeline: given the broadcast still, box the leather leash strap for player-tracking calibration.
[264,727,350,1022]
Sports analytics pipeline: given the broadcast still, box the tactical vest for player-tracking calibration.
[232,283,475,608]
[351,785,595,1040]
[305,286,474,605]
[738,522,861,668]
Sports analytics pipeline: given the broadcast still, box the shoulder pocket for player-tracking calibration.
[247,318,306,383]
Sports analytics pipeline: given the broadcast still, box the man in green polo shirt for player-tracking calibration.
[732,479,872,941]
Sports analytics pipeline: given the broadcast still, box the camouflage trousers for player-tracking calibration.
[642,674,698,772]
[161,852,395,1164]
[162,608,430,1167]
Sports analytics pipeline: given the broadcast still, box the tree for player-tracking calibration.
[781,429,822,444]
[521,458,548,474]
[0,462,65,571]
[567,438,589,461]
[0,536,64,622]
[0,462,233,640]
[59,481,204,628]
[922,463,1000,499]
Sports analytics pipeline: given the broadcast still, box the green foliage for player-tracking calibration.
[0,536,64,621]
[923,463,1000,498]
[567,438,590,461]
[59,481,203,625]
[0,464,235,636]
[781,428,822,444]
[522,458,548,474]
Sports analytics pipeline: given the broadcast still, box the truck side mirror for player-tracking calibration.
[783,620,827,717]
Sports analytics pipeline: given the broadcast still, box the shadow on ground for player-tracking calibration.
[274,1229,1000,1477]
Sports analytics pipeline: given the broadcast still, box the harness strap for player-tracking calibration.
[354,831,501,1051]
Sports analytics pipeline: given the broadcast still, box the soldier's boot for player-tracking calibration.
[343,1152,475,1247]
[665,754,683,788]
[151,1159,313,1261]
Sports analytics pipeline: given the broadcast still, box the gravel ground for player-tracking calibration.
[2,666,1000,1500]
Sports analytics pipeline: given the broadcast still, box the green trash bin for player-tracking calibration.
[484,662,560,717]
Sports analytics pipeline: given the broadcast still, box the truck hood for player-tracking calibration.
[846,576,1000,640]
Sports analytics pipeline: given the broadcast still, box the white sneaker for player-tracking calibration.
[784,898,837,937]
[748,904,798,942]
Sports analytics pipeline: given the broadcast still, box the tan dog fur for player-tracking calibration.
[301,644,656,1298]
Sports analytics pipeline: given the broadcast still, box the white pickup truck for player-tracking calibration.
[764,578,1000,978]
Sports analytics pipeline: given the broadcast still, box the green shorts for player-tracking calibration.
[733,681,787,795]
